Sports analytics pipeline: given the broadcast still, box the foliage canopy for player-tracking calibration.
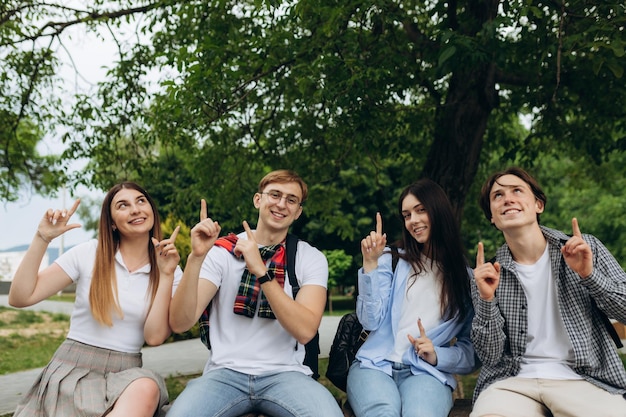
[2,1,626,269]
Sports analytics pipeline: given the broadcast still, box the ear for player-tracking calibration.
[253,193,261,209]
[535,199,545,214]
[112,224,117,231]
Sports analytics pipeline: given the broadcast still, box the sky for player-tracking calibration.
[0,192,99,251]
[0,21,117,251]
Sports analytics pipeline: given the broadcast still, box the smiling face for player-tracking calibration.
[254,181,303,234]
[110,188,155,238]
[401,193,431,248]
[489,174,544,231]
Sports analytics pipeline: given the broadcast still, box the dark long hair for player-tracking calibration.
[395,179,471,321]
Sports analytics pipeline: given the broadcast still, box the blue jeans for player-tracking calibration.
[166,368,343,417]
[346,361,453,417]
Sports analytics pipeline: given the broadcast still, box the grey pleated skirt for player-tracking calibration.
[14,339,169,417]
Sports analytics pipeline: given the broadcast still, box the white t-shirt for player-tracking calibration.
[56,239,182,353]
[196,232,328,376]
[515,245,581,380]
[388,259,443,363]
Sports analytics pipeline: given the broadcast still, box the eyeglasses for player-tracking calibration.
[260,190,302,207]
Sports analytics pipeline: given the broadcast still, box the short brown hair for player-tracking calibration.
[479,167,547,224]
[257,169,308,204]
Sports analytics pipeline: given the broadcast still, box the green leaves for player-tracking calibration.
[2,0,626,267]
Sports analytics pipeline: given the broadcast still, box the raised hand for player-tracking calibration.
[361,212,387,273]
[189,199,221,257]
[561,218,593,279]
[407,318,437,366]
[234,220,265,277]
[152,226,181,276]
[37,199,82,244]
[474,242,500,301]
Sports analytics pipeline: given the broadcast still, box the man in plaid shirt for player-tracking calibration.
[470,167,626,417]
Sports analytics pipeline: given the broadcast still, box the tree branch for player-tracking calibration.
[6,3,163,45]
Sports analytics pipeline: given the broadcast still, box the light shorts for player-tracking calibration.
[470,377,626,417]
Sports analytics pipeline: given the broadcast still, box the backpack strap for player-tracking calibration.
[285,233,321,379]
[286,233,299,295]
[595,301,623,348]
[390,245,399,273]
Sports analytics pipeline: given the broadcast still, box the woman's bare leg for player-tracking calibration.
[107,377,160,417]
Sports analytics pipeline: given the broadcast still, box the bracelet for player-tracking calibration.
[37,230,51,244]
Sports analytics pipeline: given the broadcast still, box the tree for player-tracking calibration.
[0,111,63,201]
[2,1,625,260]
[323,248,354,313]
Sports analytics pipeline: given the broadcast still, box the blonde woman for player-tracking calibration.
[9,181,181,417]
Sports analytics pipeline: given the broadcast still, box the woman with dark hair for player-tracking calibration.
[9,181,181,417]
[346,179,476,417]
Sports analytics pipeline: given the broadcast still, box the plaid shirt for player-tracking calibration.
[471,226,626,400]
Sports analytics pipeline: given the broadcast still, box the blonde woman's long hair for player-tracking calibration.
[89,182,162,326]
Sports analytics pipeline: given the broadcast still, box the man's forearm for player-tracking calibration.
[169,254,204,332]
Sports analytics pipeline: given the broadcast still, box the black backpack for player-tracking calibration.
[198,233,320,379]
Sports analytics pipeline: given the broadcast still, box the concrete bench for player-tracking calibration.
[237,398,472,417]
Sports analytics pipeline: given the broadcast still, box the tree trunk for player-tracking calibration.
[422,62,498,224]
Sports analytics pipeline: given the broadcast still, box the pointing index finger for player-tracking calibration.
[68,198,81,216]
[417,318,426,337]
[571,217,582,237]
[476,242,485,267]
[199,199,207,221]
[376,212,383,235]
[170,225,180,242]
[242,220,254,241]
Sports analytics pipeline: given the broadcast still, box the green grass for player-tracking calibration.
[0,307,69,374]
[0,306,44,327]
[0,306,68,327]
[0,332,67,374]
[47,293,76,303]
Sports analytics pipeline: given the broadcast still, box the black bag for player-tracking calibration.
[198,234,320,379]
[325,247,399,391]
[325,311,370,392]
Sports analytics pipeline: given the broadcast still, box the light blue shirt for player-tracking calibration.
[355,248,476,389]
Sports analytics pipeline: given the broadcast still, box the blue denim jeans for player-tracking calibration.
[346,361,454,417]
[166,368,343,417]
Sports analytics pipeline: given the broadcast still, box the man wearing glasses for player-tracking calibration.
[168,169,343,417]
